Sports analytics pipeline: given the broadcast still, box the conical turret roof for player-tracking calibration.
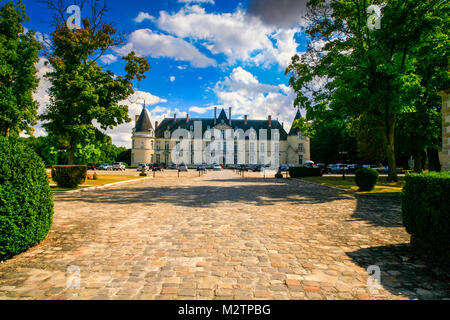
[288,108,303,136]
[217,108,228,123]
[135,106,153,132]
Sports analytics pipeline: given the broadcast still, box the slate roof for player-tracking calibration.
[288,109,303,136]
[135,106,153,133]
[154,109,289,140]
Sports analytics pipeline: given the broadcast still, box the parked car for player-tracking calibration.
[168,163,177,170]
[98,163,113,171]
[87,163,98,170]
[112,162,126,171]
[213,164,222,171]
[197,164,206,171]
[137,163,149,171]
[238,164,249,171]
[329,164,350,174]
[316,163,331,174]
[250,164,262,172]
[347,164,360,173]
[151,163,163,171]
[178,164,188,172]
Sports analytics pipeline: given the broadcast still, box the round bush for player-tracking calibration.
[355,167,379,191]
[51,165,87,188]
[0,137,54,261]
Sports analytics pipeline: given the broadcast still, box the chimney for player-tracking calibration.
[155,121,159,129]
[244,115,248,125]
[268,115,272,127]
[282,122,284,128]
[214,107,217,125]
[174,113,177,122]
[135,115,140,123]
[229,107,232,125]
[186,114,190,122]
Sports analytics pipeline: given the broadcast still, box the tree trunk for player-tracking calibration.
[378,116,398,182]
[413,150,423,172]
[0,121,10,137]
[68,144,75,165]
[427,148,441,172]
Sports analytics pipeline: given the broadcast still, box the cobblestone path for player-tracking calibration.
[0,170,448,300]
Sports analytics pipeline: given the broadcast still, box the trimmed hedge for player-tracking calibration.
[401,172,450,262]
[51,165,87,188]
[355,167,379,191]
[289,166,323,178]
[0,137,54,261]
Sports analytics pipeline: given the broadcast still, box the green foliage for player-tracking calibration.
[74,143,101,165]
[355,168,379,191]
[40,2,150,164]
[0,137,54,261]
[117,149,131,166]
[0,0,41,137]
[289,166,323,178]
[402,172,450,261]
[51,165,87,188]
[18,136,62,166]
[308,113,359,164]
[286,0,449,181]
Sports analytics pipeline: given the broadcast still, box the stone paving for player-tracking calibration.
[0,170,448,300]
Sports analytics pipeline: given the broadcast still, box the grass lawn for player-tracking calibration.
[49,174,145,191]
[299,175,405,196]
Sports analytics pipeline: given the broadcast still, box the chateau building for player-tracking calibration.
[131,106,310,167]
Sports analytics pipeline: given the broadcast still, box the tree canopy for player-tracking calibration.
[40,0,150,164]
[0,0,41,137]
[287,0,449,180]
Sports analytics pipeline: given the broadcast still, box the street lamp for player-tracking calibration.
[339,151,348,180]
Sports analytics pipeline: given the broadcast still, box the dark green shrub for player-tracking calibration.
[401,172,450,262]
[0,137,54,261]
[355,168,379,191]
[51,165,87,188]
[289,166,323,178]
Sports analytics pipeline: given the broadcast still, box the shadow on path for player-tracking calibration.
[347,244,450,299]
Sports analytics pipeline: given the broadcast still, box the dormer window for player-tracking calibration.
[298,133,304,140]
[165,131,170,138]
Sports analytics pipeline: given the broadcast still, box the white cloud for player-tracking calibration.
[134,12,155,23]
[100,54,118,64]
[34,58,53,116]
[189,106,215,114]
[178,0,215,4]
[155,5,301,68]
[114,29,217,68]
[102,91,169,148]
[247,0,308,28]
[31,59,170,148]
[170,76,176,82]
[213,67,300,131]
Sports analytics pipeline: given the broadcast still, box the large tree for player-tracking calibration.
[40,0,149,164]
[0,0,41,137]
[287,0,449,181]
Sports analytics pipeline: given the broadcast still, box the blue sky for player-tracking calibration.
[22,0,310,147]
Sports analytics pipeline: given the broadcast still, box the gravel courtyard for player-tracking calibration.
[0,170,448,300]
